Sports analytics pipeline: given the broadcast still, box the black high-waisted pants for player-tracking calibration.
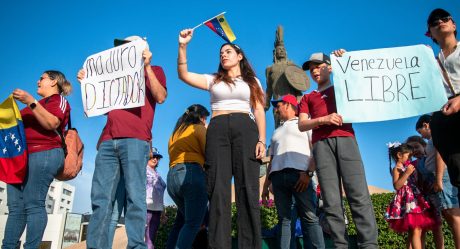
[205,113,261,249]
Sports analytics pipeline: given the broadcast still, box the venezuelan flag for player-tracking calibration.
[204,13,236,43]
[0,95,27,184]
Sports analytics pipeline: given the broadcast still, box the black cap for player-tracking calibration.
[302,53,331,71]
[427,8,451,26]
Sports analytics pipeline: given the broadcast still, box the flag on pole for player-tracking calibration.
[203,12,236,43]
[0,95,27,184]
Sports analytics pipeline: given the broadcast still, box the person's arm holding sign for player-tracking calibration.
[143,49,167,104]
[442,96,460,115]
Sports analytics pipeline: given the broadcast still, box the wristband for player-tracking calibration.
[257,140,266,146]
[177,61,187,65]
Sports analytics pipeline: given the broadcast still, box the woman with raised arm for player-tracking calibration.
[177,29,266,249]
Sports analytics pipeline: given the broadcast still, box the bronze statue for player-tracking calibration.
[265,25,309,127]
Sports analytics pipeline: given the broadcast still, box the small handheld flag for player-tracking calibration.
[0,95,28,184]
[194,12,236,43]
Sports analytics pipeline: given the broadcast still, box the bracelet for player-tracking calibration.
[177,61,187,65]
[257,140,266,146]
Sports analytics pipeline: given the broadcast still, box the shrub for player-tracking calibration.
[343,192,454,248]
[231,199,278,237]
[155,205,177,249]
[156,193,455,248]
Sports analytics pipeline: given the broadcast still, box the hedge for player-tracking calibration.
[155,193,455,248]
[344,193,454,248]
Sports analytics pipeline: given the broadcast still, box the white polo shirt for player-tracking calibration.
[268,117,312,174]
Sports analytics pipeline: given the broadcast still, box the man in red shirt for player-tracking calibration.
[298,52,378,249]
[78,36,167,249]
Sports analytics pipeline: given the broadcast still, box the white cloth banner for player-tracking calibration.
[80,39,147,117]
[331,45,448,123]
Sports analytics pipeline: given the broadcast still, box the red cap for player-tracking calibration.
[271,94,298,108]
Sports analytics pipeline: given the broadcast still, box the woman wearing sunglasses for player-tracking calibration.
[3,70,72,249]
[426,8,460,249]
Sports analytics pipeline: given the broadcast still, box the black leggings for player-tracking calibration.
[205,113,262,249]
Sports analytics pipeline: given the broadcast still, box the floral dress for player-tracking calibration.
[385,161,437,233]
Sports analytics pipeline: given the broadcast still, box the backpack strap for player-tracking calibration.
[55,112,71,156]
[437,55,457,96]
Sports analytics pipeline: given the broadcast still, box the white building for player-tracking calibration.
[0,183,7,215]
[0,179,75,215]
[46,180,75,214]
[0,180,80,249]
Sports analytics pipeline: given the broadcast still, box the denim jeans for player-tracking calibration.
[108,176,126,248]
[166,163,208,249]
[271,169,325,249]
[2,148,64,249]
[289,202,314,249]
[87,138,149,249]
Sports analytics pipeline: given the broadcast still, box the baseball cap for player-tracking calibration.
[271,94,298,108]
[427,8,451,26]
[151,147,163,159]
[113,35,148,49]
[302,53,331,71]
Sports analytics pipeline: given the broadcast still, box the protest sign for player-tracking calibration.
[331,45,448,123]
[80,39,147,117]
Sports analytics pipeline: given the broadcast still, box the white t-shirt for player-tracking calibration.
[268,117,312,173]
[204,74,262,112]
[438,41,460,97]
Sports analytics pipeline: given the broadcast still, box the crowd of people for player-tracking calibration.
[1,7,459,249]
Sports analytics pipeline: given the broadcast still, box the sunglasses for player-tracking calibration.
[429,16,452,27]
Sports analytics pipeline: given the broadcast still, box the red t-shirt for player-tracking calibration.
[98,65,167,143]
[298,86,355,144]
[21,94,70,153]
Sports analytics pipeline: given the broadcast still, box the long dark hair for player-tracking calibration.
[172,104,210,136]
[212,43,265,109]
[388,143,413,175]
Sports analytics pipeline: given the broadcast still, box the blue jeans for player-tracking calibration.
[86,138,149,249]
[290,202,314,249]
[166,163,208,249]
[2,148,64,249]
[108,176,126,248]
[271,169,325,249]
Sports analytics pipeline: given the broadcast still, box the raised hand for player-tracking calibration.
[179,29,194,45]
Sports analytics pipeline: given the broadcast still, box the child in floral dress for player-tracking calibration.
[385,143,438,249]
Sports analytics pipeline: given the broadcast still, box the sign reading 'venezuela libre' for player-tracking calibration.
[331,45,448,123]
[80,39,147,117]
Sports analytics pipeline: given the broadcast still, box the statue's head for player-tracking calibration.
[273,25,287,62]
[275,45,286,60]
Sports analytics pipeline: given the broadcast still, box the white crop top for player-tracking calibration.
[204,74,263,112]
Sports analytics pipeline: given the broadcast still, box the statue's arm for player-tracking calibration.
[265,67,273,111]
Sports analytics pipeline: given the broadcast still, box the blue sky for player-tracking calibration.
[1,1,459,214]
